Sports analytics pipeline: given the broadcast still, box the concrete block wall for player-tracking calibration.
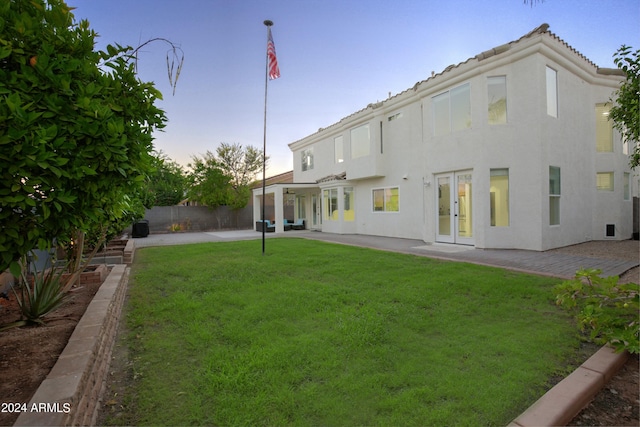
[14,264,129,426]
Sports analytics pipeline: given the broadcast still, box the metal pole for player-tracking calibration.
[261,20,273,255]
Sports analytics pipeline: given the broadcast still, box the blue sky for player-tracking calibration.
[71,0,640,177]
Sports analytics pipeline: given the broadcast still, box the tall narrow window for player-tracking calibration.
[546,66,558,118]
[595,103,613,152]
[624,173,630,200]
[433,92,450,137]
[549,166,561,225]
[344,187,354,221]
[296,195,306,219]
[490,169,509,226]
[301,148,313,171]
[488,76,507,124]
[596,172,614,191]
[350,124,370,159]
[451,83,471,132]
[323,188,338,220]
[334,135,344,163]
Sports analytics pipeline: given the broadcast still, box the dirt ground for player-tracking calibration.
[0,240,638,427]
[0,279,101,426]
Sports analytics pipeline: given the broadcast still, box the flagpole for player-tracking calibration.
[261,20,273,255]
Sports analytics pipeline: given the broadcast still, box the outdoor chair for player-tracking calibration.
[291,219,305,230]
[256,220,275,232]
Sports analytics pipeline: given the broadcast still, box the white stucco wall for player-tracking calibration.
[287,29,632,250]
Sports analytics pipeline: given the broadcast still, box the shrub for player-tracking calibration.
[555,268,639,354]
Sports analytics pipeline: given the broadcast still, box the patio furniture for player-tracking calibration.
[283,219,293,231]
[291,219,305,230]
[256,220,275,232]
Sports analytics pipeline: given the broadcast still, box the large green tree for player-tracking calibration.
[186,152,232,207]
[0,0,166,274]
[216,142,265,209]
[187,144,266,210]
[147,151,187,206]
[609,45,639,168]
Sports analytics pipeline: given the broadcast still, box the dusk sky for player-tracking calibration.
[71,0,640,177]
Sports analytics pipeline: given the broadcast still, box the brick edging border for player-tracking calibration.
[14,264,129,427]
[509,345,630,426]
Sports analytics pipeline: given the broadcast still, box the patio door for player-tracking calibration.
[311,193,321,230]
[436,171,474,245]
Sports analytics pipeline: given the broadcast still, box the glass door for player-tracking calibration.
[311,193,321,229]
[456,173,473,245]
[435,171,474,245]
[436,176,453,243]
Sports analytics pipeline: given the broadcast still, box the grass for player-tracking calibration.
[108,238,584,426]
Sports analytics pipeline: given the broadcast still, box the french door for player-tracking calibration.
[436,171,474,245]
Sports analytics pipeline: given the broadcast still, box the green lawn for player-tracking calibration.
[108,238,584,426]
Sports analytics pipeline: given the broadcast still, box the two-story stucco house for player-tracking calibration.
[252,24,636,251]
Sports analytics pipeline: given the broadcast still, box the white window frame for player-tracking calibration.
[301,148,314,171]
[372,187,399,212]
[596,172,614,191]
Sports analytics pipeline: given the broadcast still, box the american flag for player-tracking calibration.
[267,27,280,80]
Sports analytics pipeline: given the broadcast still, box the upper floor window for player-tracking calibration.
[351,124,370,159]
[488,76,507,125]
[595,103,613,152]
[546,66,558,118]
[372,187,399,212]
[433,83,471,136]
[301,148,313,171]
[334,135,344,163]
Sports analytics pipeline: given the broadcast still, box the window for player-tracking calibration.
[334,135,344,163]
[488,76,507,124]
[451,83,471,132]
[344,187,354,221]
[372,187,399,212]
[596,172,614,191]
[301,148,313,171]
[546,66,558,117]
[490,169,509,226]
[624,173,630,200]
[549,166,561,225]
[323,188,338,220]
[296,195,306,219]
[595,103,613,152]
[350,124,370,159]
[433,83,470,136]
[433,92,450,137]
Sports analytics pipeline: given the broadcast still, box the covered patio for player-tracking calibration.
[252,183,319,234]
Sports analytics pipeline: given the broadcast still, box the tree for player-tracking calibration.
[187,144,267,210]
[0,0,166,275]
[186,152,232,207]
[215,143,266,209]
[147,151,187,206]
[609,45,640,168]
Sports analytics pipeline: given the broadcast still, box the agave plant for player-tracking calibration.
[16,265,68,325]
[0,255,70,332]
